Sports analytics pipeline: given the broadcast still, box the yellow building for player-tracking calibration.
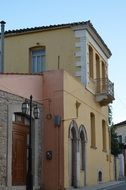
[2,21,116,188]
[63,71,114,187]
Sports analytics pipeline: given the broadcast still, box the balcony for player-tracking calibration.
[95,78,115,106]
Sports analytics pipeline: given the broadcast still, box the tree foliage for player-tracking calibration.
[108,105,123,156]
[111,125,123,156]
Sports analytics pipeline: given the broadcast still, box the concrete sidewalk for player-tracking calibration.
[67,180,125,190]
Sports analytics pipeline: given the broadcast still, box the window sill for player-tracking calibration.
[102,149,107,153]
[90,146,97,149]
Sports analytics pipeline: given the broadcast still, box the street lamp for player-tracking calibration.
[22,95,40,190]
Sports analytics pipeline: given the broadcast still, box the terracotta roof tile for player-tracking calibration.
[3,20,111,57]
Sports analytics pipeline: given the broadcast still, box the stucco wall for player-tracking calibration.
[42,70,64,190]
[63,71,113,187]
[0,74,43,101]
[4,28,76,76]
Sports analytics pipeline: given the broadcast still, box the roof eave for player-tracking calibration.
[4,21,112,58]
[71,22,112,59]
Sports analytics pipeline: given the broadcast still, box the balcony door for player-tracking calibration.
[102,61,106,92]
[96,54,100,93]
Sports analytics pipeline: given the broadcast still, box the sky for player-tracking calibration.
[0,0,126,124]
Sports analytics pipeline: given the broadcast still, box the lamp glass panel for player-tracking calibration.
[22,102,29,114]
[33,106,40,119]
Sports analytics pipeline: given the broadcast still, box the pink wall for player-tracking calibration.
[43,70,64,190]
[0,70,65,190]
[0,74,43,102]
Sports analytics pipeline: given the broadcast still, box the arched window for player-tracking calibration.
[29,46,46,73]
[90,113,96,148]
[102,120,107,151]
[79,125,87,171]
[98,171,102,182]
[89,45,94,79]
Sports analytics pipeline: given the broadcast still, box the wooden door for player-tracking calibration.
[12,123,29,185]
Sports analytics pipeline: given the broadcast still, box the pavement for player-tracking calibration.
[82,180,125,190]
[67,180,126,190]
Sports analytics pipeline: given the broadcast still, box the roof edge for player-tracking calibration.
[114,120,126,127]
[4,20,111,58]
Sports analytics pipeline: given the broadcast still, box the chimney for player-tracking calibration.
[0,20,6,73]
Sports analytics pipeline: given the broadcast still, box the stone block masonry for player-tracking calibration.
[0,90,43,190]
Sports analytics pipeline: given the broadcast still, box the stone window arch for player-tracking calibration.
[79,125,87,170]
[68,120,79,187]
[68,120,79,139]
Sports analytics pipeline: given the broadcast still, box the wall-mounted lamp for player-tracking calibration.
[33,105,40,119]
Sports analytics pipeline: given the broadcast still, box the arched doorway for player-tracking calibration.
[12,115,29,185]
[79,125,88,186]
[80,131,85,170]
[71,127,77,187]
[68,120,79,188]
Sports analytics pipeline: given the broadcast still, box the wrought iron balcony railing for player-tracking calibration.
[95,78,114,106]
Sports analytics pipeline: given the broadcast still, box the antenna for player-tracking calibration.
[0,21,6,73]
[58,55,60,70]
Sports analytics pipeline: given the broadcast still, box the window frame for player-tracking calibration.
[29,46,46,73]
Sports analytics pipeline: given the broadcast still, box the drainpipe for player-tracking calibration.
[0,20,6,73]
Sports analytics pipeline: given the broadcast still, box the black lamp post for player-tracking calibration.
[22,95,40,190]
